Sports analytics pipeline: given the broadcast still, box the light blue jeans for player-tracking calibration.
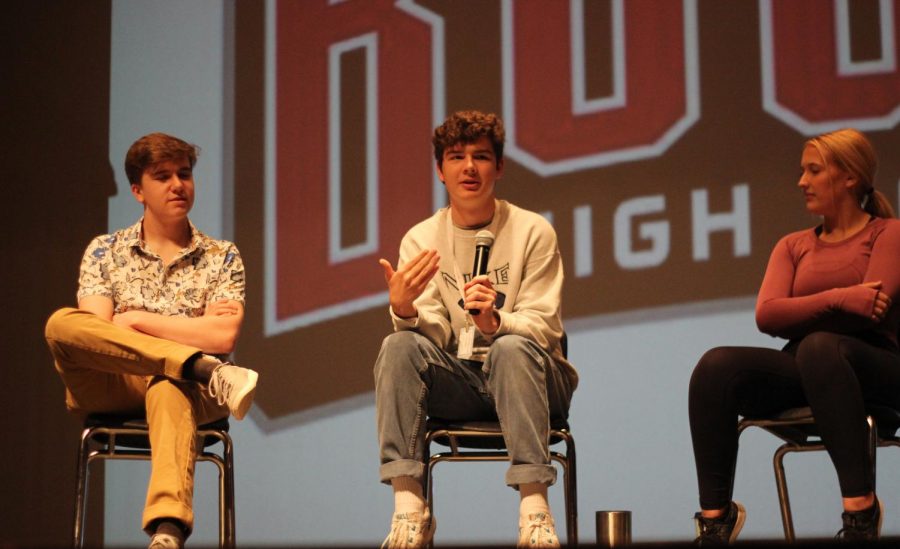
[374,330,573,488]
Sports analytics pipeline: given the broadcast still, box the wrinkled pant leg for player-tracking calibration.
[688,346,805,510]
[794,332,900,498]
[374,331,492,483]
[44,307,226,535]
[45,307,201,414]
[484,335,573,488]
[142,377,228,535]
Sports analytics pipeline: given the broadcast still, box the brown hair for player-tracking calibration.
[432,110,505,168]
[124,133,200,185]
[806,128,894,218]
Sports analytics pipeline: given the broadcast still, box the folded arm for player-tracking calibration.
[489,248,564,350]
[78,295,244,354]
[756,226,900,339]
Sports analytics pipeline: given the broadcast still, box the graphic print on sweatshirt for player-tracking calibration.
[441,263,509,310]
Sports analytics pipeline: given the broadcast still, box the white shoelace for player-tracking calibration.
[519,513,559,548]
[207,366,233,406]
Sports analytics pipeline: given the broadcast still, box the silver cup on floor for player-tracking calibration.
[596,510,631,546]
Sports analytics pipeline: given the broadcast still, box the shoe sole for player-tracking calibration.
[230,369,258,420]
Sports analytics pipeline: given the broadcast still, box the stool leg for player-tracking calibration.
[199,430,235,549]
[204,455,227,549]
[867,416,877,494]
[194,430,235,549]
[222,433,236,549]
[424,433,436,549]
[565,436,578,546]
[425,458,439,549]
[551,449,577,545]
[72,429,93,549]
[773,445,796,543]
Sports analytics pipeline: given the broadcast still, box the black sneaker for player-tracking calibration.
[694,501,746,545]
[836,497,882,542]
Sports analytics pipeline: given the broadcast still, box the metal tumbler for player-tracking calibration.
[596,510,632,546]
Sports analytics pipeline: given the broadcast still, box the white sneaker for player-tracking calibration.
[208,363,258,420]
[381,508,436,549]
[518,512,560,548]
[148,533,183,549]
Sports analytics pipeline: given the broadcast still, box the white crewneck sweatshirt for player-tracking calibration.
[390,199,577,388]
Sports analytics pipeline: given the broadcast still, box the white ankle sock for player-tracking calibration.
[391,476,426,515]
[519,482,551,520]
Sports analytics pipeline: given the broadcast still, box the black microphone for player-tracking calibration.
[469,230,495,315]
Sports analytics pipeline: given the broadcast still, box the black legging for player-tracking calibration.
[689,331,900,510]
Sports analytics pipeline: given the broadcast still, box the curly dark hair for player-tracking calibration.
[432,110,505,168]
[124,133,200,185]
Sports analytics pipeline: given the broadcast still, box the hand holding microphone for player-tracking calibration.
[464,231,498,335]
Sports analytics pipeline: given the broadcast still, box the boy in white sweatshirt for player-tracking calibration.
[375,111,577,548]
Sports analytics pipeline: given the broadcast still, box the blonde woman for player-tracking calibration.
[689,129,900,543]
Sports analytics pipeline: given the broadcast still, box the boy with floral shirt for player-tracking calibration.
[45,133,258,549]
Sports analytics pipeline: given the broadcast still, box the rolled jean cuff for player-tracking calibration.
[506,463,557,489]
[143,501,194,535]
[380,459,425,484]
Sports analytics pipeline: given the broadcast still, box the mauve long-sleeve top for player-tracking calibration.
[756,217,900,350]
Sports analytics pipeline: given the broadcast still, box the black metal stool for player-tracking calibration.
[738,405,900,541]
[424,418,578,546]
[73,413,235,549]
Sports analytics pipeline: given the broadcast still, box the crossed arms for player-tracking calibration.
[78,295,243,354]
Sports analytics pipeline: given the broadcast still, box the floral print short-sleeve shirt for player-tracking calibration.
[77,219,245,317]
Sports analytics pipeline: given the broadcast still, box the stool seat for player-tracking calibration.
[426,418,572,449]
[82,413,231,449]
[73,412,235,549]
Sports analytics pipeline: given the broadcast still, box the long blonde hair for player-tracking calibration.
[805,128,894,218]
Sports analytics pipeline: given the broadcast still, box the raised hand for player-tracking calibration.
[379,249,440,318]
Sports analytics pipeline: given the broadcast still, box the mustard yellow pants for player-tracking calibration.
[45,307,228,534]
